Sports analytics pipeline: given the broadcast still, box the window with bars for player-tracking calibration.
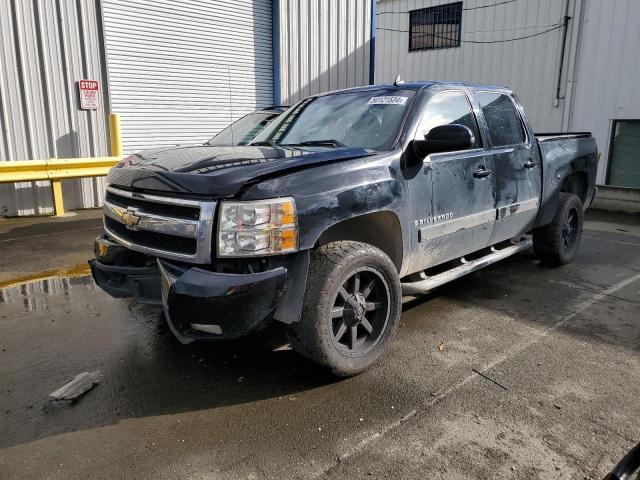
[409,2,463,52]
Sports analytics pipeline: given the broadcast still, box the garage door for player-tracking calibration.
[102,0,273,154]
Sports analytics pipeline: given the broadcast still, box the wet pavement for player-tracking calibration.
[0,211,639,479]
[0,209,102,283]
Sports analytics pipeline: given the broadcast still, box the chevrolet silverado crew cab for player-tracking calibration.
[90,81,597,376]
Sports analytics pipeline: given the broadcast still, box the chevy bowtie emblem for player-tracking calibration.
[121,207,141,229]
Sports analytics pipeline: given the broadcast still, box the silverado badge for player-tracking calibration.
[415,213,454,227]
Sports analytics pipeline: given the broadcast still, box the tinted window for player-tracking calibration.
[417,90,481,148]
[477,92,526,146]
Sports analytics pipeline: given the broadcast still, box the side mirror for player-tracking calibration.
[412,124,475,160]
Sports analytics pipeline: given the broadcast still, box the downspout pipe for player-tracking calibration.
[555,0,571,105]
[272,0,281,106]
[369,0,377,85]
[563,0,585,132]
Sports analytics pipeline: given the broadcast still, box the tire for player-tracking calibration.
[533,193,584,266]
[288,241,402,377]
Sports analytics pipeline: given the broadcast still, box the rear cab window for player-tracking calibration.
[477,92,526,147]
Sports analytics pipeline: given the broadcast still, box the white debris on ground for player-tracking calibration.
[48,370,101,401]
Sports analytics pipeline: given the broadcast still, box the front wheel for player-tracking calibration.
[288,241,401,377]
[533,193,584,266]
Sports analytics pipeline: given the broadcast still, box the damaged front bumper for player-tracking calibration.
[90,235,297,343]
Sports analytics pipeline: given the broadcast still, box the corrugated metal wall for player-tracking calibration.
[567,0,640,183]
[102,0,273,154]
[0,0,110,216]
[277,0,372,105]
[375,0,575,133]
[1,0,374,216]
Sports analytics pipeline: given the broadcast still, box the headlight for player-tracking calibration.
[217,197,298,257]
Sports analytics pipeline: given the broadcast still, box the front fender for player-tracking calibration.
[240,153,409,253]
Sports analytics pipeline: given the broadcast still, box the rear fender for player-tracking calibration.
[534,137,597,228]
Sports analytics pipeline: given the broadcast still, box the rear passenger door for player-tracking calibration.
[411,89,496,270]
[476,91,541,244]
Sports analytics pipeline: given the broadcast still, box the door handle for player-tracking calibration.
[523,159,537,169]
[473,167,492,179]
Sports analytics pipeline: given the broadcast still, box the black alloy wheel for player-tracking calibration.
[533,192,584,266]
[330,267,390,357]
[562,207,580,252]
[288,241,402,377]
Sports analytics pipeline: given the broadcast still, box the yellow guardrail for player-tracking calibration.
[0,113,123,217]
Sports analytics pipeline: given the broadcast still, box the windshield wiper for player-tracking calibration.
[280,139,346,148]
[249,140,277,146]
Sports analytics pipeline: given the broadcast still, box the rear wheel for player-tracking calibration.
[288,241,401,377]
[533,193,584,266]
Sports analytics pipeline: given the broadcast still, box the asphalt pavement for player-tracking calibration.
[0,209,638,479]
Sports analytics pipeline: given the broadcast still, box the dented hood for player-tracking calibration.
[106,144,375,197]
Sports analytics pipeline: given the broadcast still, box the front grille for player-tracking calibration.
[105,191,200,220]
[103,186,216,263]
[105,217,197,255]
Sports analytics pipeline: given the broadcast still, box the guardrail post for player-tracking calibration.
[51,179,65,216]
[109,113,122,158]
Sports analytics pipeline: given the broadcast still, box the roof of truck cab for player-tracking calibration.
[316,81,511,96]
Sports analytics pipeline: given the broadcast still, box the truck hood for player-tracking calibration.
[106,145,375,197]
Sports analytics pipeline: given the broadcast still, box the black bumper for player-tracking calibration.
[90,259,162,304]
[90,235,289,343]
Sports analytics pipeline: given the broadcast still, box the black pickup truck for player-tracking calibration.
[91,81,597,376]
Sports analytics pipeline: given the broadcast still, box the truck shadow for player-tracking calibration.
[402,229,640,355]
[0,288,345,450]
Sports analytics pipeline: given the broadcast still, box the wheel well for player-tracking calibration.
[316,211,403,272]
[560,172,588,204]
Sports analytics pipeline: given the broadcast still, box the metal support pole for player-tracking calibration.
[52,179,65,216]
[272,0,281,106]
[555,0,572,106]
[369,0,377,85]
[109,113,122,158]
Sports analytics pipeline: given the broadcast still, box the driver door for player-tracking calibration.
[410,89,497,271]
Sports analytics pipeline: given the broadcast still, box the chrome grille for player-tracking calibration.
[105,217,197,255]
[103,186,216,264]
[105,191,200,220]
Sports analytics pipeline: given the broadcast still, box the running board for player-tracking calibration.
[401,239,533,295]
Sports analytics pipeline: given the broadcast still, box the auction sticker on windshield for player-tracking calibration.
[368,96,408,105]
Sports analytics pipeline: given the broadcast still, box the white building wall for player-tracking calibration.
[375,0,640,185]
[567,0,640,183]
[376,0,573,132]
[277,0,372,105]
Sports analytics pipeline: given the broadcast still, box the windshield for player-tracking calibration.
[207,112,281,146]
[251,89,416,150]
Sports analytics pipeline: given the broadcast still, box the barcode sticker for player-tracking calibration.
[368,96,408,105]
